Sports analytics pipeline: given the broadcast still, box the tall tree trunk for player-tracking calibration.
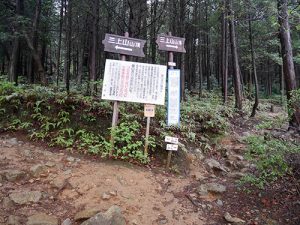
[205,1,211,90]
[1,56,5,74]
[248,15,259,117]
[56,0,64,86]
[150,0,158,63]
[24,0,47,85]
[8,0,23,85]
[198,1,203,98]
[89,0,99,95]
[9,39,20,85]
[198,41,203,98]
[278,0,299,128]
[229,0,243,110]
[128,0,147,38]
[179,0,186,101]
[221,0,229,103]
[24,33,47,85]
[65,0,72,93]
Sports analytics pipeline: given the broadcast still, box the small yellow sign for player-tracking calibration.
[144,104,155,117]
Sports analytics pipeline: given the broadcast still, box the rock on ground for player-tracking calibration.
[224,212,245,224]
[8,215,21,225]
[80,206,125,225]
[4,138,19,147]
[101,192,111,200]
[198,183,227,196]
[27,213,58,225]
[9,191,42,204]
[2,197,15,208]
[5,170,26,182]
[74,209,100,221]
[61,218,72,225]
[30,164,47,177]
[205,158,228,172]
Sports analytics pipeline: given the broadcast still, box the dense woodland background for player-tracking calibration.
[0,0,299,118]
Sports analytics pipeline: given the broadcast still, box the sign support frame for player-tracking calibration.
[166,32,175,170]
[144,116,151,155]
[109,32,128,157]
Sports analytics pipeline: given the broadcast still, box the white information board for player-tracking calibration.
[165,136,179,144]
[166,144,179,151]
[102,59,167,105]
[167,69,181,126]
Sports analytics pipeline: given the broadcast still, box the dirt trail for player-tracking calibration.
[0,134,207,225]
[1,112,299,225]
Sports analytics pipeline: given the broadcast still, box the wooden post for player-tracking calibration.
[166,31,174,170]
[109,32,128,157]
[144,116,151,155]
[166,150,172,169]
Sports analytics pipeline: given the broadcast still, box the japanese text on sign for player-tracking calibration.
[144,104,155,117]
[166,144,179,151]
[165,136,179,144]
[167,69,181,126]
[156,34,186,53]
[102,34,146,57]
[102,60,167,105]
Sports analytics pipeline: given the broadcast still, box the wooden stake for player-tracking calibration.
[166,150,172,170]
[110,101,119,157]
[144,116,151,155]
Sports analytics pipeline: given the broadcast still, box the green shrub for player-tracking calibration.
[0,82,235,164]
[110,121,149,163]
[241,135,300,188]
[289,89,300,118]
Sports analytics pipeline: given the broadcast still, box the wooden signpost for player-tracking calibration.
[102,32,145,156]
[102,32,167,157]
[156,34,186,53]
[102,33,146,57]
[156,32,185,170]
[144,104,155,155]
[165,136,179,169]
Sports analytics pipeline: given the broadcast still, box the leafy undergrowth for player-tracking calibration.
[0,81,233,164]
[241,134,300,189]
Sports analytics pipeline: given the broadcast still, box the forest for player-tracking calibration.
[0,0,300,225]
[0,0,299,106]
